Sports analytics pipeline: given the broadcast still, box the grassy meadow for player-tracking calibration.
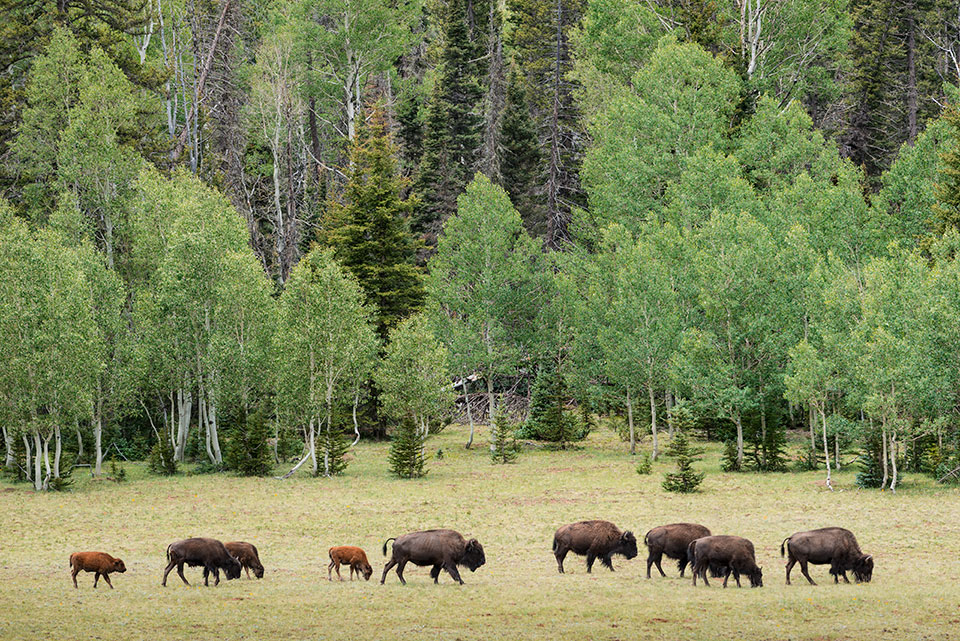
[1,425,958,641]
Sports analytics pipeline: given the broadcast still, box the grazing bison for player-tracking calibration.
[224,541,264,579]
[689,535,763,588]
[328,546,373,581]
[69,551,126,589]
[553,520,638,574]
[380,529,485,585]
[162,537,242,587]
[781,527,873,585]
[644,523,711,578]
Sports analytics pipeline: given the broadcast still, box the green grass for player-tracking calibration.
[1,426,957,640]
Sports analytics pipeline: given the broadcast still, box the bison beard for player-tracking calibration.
[380,529,486,585]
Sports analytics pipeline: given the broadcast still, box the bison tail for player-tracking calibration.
[166,544,172,562]
[551,535,558,554]
[382,538,396,557]
[780,537,790,557]
[643,531,651,548]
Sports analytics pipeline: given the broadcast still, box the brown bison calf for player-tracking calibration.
[69,551,126,589]
[689,535,763,588]
[225,541,264,579]
[381,529,486,585]
[782,527,873,585]
[328,546,373,581]
[644,523,711,578]
[553,520,638,574]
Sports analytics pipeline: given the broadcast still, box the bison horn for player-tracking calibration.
[865,555,872,561]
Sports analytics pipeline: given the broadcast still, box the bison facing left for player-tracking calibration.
[162,537,242,587]
[553,520,638,574]
[69,551,126,588]
[380,529,485,585]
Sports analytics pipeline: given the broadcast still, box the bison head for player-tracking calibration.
[461,539,486,572]
[252,562,265,579]
[113,558,127,573]
[225,556,242,580]
[617,531,638,560]
[749,566,763,588]
[853,555,873,583]
[361,562,373,581]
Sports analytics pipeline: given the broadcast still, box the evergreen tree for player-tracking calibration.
[856,432,885,488]
[519,359,586,447]
[490,407,518,464]
[499,69,544,233]
[324,104,424,337]
[148,434,178,476]
[414,0,485,241]
[388,416,428,478]
[933,106,960,235]
[225,408,274,477]
[662,430,705,493]
[316,414,351,477]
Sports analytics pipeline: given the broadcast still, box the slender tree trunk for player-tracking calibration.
[176,388,193,462]
[209,400,221,464]
[201,394,214,463]
[735,412,744,468]
[626,387,635,456]
[648,383,658,460]
[906,3,918,145]
[881,421,889,490]
[23,433,32,482]
[820,406,832,490]
[463,377,475,449]
[2,424,12,469]
[668,392,676,438]
[352,392,361,447]
[309,417,318,476]
[759,401,767,469]
[53,426,62,479]
[545,0,566,248]
[34,431,43,491]
[889,428,898,493]
[834,433,840,470]
[94,408,104,477]
[809,403,816,451]
[75,419,83,464]
[487,374,496,452]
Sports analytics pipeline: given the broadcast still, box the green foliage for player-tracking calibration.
[225,409,274,477]
[316,418,350,477]
[662,431,705,493]
[499,70,543,233]
[934,105,960,236]
[490,409,518,464]
[519,361,588,447]
[388,416,428,479]
[48,465,74,492]
[856,434,884,488]
[148,436,177,476]
[635,452,653,475]
[720,441,742,472]
[108,458,127,483]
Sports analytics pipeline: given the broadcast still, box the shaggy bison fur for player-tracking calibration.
[380,529,485,585]
[69,551,126,589]
[162,537,242,587]
[644,523,711,578]
[689,535,763,588]
[781,527,873,585]
[224,541,264,579]
[553,520,638,574]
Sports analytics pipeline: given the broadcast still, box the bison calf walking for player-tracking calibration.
[782,527,873,585]
[553,520,638,574]
[224,541,264,579]
[69,551,126,589]
[381,529,485,585]
[644,523,711,578]
[162,537,242,587]
[328,546,373,581]
[689,535,762,588]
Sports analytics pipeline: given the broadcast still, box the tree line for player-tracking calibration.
[1,1,960,490]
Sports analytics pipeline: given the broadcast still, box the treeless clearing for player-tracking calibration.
[1,426,956,640]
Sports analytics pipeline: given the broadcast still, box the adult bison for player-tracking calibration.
[224,541,264,579]
[380,529,485,585]
[553,520,637,574]
[781,527,873,585]
[162,537,242,587]
[644,523,711,578]
[689,535,762,588]
[69,551,126,589]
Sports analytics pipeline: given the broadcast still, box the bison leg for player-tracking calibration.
[645,552,659,578]
[799,560,816,586]
[676,557,686,578]
[840,571,850,584]
[327,559,335,581]
[700,564,711,587]
[444,563,463,585]
[335,561,344,582]
[380,559,397,584]
[785,557,796,585]
[162,560,177,586]
[93,572,100,588]
[733,570,741,588]
[555,547,568,574]
[71,566,80,589]
[585,552,596,573]
[722,568,730,588]
[203,567,210,586]
[600,554,615,572]
[430,565,442,584]
[213,567,221,586]
[395,559,408,585]
[245,566,251,580]
[103,573,114,589]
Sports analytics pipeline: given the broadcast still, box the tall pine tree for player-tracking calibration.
[323,104,424,337]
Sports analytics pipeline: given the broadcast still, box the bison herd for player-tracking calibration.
[68,523,873,591]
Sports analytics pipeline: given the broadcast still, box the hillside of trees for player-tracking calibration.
[2,0,960,491]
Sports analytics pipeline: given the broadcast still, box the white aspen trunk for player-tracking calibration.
[487,374,496,452]
[53,426,62,479]
[809,403,816,451]
[2,424,13,468]
[463,377,475,449]
[889,429,898,493]
[820,406,832,490]
[648,383,658,460]
[33,432,43,491]
[309,417,318,476]
[834,433,840,470]
[626,388,635,455]
[23,434,32,482]
[735,413,744,468]
[881,422,889,491]
[75,419,83,463]
[42,432,52,490]
[175,388,192,462]
[351,392,361,447]
[209,400,221,465]
[759,404,768,469]
[201,394,215,463]
[94,411,104,476]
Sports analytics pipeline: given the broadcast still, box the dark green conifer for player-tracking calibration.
[388,416,428,478]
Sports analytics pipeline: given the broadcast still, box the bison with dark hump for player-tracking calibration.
[69,551,126,588]
[162,537,242,586]
[644,523,711,578]
[688,535,763,588]
[380,529,485,585]
[224,541,264,579]
[781,527,873,585]
[552,520,638,574]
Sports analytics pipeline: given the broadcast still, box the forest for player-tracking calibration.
[2,0,960,493]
